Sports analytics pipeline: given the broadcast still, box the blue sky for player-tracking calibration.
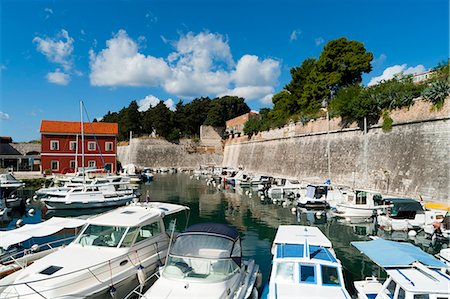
[1,0,448,141]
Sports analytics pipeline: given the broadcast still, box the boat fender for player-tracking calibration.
[408,230,417,238]
[291,207,296,213]
[16,219,23,227]
[28,208,35,216]
[31,244,40,252]
[27,198,33,204]
[256,272,263,289]
[109,286,116,298]
[137,265,146,287]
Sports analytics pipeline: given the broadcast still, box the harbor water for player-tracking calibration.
[2,173,448,295]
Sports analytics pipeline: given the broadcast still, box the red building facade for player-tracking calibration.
[40,121,118,174]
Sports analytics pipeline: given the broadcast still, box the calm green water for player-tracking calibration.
[2,173,447,295]
[139,173,448,294]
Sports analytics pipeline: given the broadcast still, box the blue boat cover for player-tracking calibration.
[276,244,304,258]
[276,244,337,263]
[351,238,448,268]
[183,223,240,241]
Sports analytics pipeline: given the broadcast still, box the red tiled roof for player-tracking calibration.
[40,120,118,135]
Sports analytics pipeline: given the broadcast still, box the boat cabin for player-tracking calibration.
[163,223,242,282]
[74,202,189,248]
[264,226,350,299]
[352,238,450,299]
[382,198,425,219]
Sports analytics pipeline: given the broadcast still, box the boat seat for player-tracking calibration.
[110,231,122,245]
[189,259,210,275]
[198,248,229,259]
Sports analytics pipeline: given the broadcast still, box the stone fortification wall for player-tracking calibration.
[118,138,222,169]
[223,99,450,203]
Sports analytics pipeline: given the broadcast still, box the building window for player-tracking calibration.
[69,141,77,151]
[105,163,113,173]
[51,160,59,171]
[88,160,96,168]
[70,160,76,169]
[50,140,59,151]
[88,142,96,151]
[105,142,113,152]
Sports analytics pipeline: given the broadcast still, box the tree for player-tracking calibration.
[317,37,373,92]
[150,101,174,138]
[243,118,261,137]
[204,96,250,127]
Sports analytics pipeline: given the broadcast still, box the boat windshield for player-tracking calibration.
[163,255,240,282]
[163,234,241,281]
[170,234,237,259]
[75,224,127,247]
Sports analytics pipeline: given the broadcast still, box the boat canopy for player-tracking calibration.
[351,238,448,269]
[275,243,337,263]
[0,217,86,250]
[0,174,24,188]
[171,223,241,265]
[272,226,332,255]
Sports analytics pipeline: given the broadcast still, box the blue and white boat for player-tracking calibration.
[262,225,351,299]
[352,238,450,299]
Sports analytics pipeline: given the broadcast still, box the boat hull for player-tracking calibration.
[43,196,135,210]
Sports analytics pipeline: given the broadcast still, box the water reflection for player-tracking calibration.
[3,173,447,295]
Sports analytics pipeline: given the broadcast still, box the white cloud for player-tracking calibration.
[0,112,10,121]
[233,55,280,87]
[33,29,74,71]
[89,30,281,102]
[163,32,235,97]
[44,8,53,19]
[260,94,274,105]
[368,64,425,86]
[0,64,6,72]
[89,30,171,86]
[372,54,387,68]
[46,69,70,85]
[145,11,158,23]
[290,30,301,41]
[315,37,324,46]
[221,86,274,101]
[137,95,175,111]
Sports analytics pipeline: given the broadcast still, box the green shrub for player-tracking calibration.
[381,110,393,132]
[422,80,450,110]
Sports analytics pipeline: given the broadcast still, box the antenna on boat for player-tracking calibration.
[80,100,85,184]
[164,219,177,270]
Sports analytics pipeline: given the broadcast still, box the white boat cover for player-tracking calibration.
[272,225,332,254]
[0,217,86,249]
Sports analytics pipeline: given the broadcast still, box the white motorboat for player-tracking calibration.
[40,180,137,210]
[134,223,261,299]
[35,175,133,198]
[296,184,345,208]
[267,178,302,199]
[0,217,86,278]
[437,248,450,274]
[262,225,350,299]
[140,168,154,182]
[0,174,25,208]
[352,238,450,299]
[424,211,449,240]
[334,189,385,219]
[0,202,190,298]
[377,197,444,231]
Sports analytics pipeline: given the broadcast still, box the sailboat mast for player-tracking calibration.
[80,100,85,184]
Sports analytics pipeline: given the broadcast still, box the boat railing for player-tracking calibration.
[123,271,161,299]
[0,240,168,298]
[0,236,76,267]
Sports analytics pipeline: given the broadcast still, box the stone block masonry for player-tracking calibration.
[223,99,450,203]
[117,138,222,169]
